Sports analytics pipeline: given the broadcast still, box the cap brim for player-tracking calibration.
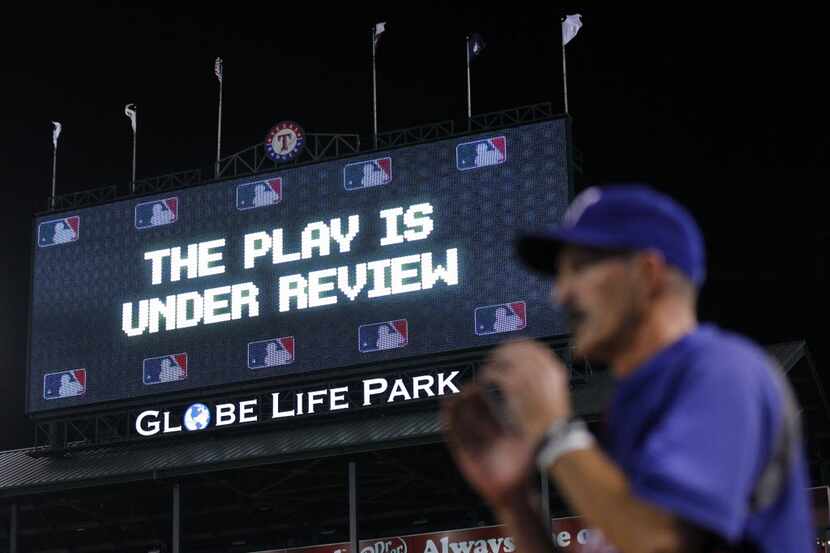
[516,233,565,275]
[516,227,629,275]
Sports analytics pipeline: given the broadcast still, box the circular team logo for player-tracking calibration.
[183,403,211,431]
[265,121,306,162]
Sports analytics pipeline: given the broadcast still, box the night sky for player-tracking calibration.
[0,5,826,449]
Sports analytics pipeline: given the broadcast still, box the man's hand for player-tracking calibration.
[442,384,536,509]
[482,340,572,446]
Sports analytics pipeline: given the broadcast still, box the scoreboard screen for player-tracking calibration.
[28,119,571,414]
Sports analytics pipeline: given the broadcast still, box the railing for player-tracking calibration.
[45,103,565,212]
[377,120,454,148]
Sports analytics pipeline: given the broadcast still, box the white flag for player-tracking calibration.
[214,57,223,83]
[373,21,386,47]
[51,121,62,148]
[124,103,137,133]
[562,14,583,46]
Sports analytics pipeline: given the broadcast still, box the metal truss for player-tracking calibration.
[377,121,454,148]
[43,104,567,213]
[216,133,361,179]
[468,102,555,131]
[134,168,204,195]
[48,185,118,211]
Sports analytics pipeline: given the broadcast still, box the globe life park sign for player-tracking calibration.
[134,370,462,438]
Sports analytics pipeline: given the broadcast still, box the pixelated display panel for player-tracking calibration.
[29,119,570,413]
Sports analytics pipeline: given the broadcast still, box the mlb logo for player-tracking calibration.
[248,336,295,370]
[38,216,80,247]
[344,157,392,191]
[135,197,178,229]
[237,178,282,210]
[43,369,86,400]
[456,136,507,170]
[143,353,188,385]
[359,319,408,353]
[474,301,527,336]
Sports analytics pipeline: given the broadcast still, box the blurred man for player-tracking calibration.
[443,185,811,553]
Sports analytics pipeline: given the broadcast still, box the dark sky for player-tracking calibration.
[0,5,827,449]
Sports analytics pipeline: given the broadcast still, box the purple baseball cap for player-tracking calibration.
[517,184,706,286]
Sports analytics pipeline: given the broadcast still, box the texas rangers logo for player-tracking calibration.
[135,197,178,229]
[474,301,527,336]
[237,178,282,210]
[265,121,306,162]
[43,369,86,400]
[343,157,392,191]
[456,136,507,170]
[359,320,408,353]
[143,353,188,385]
[248,336,295,369]
[38,216,80,247]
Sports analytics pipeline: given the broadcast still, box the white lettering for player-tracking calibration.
[387,379,412,403]
[438,371,461,395]
[308,268,338,308]
[170,244,199,282]
[273,228,301,264]
[367,259,392,298]
[148,295,177,333]
[279,274,308,312]
[330,215,360,253]
[123,300,149,337]
[390,255,422,294]
[231,282,260,319]
[403,203,434,242]
[301,221,331,259]
[176,292,204,329]
[421,249,459,289]
[136,410,160,436]
[363,378,388,405]
[216,403,236,426]
[163,412,182,433]
[203,286,231,325]
[379,207,405,246]
[330,387,349,410]
[244,231,271,269]
[307,390,327,414]
[144,249,171,285]
[337,264,367,301]
[198,239,226,277]
[412,375,435,399]
[239,399,258,423]
[272,393,296,419]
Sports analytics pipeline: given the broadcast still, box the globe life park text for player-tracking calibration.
[122,203,460,336]
[135,370,462,437]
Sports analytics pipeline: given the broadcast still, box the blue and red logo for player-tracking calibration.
[474,301,527,336]
[344,157,393,190]
[456,136,507,170]
[143,353,188,385]
[38,216,80,247]
[359,320,408,353]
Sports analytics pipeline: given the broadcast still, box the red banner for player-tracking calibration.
[252,516,596,553]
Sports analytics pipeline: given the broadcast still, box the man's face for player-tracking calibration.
[552,246,647,362]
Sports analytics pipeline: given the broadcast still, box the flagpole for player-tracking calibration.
[466,36,472,124]
[51,141,57,209]
[372,27,379,149]
[131,112,137,193]
[216,73,223,178]
[562,23,569,114]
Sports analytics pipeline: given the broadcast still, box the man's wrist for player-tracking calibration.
[535,417,595,471]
